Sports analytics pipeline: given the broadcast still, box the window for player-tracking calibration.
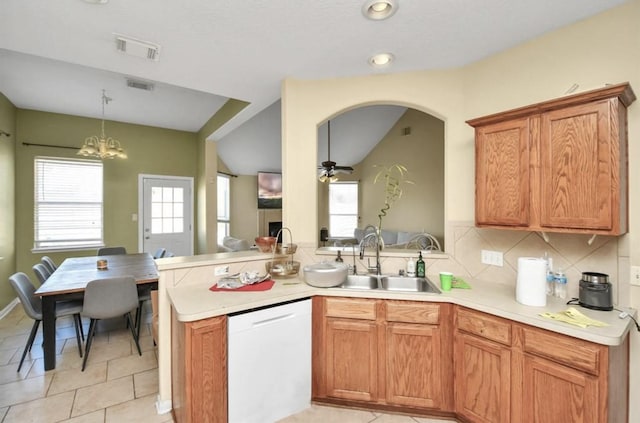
[34,157,103,250]
[150,186,184,234]
[329,181,358,237]
[217,174,230,245]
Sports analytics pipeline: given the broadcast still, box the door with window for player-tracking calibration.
[140,175,193,257]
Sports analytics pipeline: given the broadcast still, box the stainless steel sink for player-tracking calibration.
[380,276,441,293]
[339,274,440,294]
[340,274,380,290]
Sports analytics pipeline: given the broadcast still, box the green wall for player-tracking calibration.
[0,93,16,310]
[14,109,198,282]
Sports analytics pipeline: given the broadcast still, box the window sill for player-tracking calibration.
[31,245,105,254]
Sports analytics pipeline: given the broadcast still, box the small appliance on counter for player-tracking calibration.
[578,272,613,311]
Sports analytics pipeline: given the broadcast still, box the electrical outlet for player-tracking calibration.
[214,265,230,276]
[494,251,504,267]
[481,249,504,267]
[631,266,640,286]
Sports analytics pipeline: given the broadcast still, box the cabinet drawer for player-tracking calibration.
[325,297,377,320]
[521,326,602,375]
[456,308,511,346]
[385,301,440,324]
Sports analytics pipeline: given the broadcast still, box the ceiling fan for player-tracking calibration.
[318,120,353,182]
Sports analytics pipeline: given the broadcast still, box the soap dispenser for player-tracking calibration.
[407,256,416,277]
[416,252,426,278]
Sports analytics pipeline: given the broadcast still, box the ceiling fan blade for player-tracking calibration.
[334,165,354,171]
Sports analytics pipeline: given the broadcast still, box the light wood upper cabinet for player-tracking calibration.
[468,83,635,235]
[475,118,531,227]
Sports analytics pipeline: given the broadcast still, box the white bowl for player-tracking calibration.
[303,262,349,288]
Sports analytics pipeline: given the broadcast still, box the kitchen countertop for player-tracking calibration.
[167,275,635,346]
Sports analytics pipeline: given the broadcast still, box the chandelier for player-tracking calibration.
[77,90,127,159]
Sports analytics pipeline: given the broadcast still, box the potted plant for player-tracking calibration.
[373,163,413,242]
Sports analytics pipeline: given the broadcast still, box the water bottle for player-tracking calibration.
[554,270,567,299]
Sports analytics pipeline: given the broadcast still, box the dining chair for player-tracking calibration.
[41,256,58,273]
[153,248,166,259]
[9,272,84,371]
[32,263,52,286]
[97,246,127,256]
[81,275,142,371]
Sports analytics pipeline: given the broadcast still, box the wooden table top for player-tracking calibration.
[35,253,159,296]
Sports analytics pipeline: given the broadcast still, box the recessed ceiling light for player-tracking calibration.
[362,0,398,20]
[368,53,395,68]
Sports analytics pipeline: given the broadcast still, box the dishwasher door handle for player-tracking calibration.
[251,313,295,328]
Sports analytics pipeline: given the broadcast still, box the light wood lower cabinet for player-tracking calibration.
[325,317,379,401]
[455,332,511,423]
[455,306,630,423]
[313,297,454,414]
[521,354,599,423]
[172,311,227,423]
[385,322,443,408]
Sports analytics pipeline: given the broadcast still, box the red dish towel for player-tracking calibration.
[209,280,275,292]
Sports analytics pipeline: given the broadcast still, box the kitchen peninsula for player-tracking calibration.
[156,251,633,423]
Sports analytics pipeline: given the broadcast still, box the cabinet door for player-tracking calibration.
[475,118,531,227]
[540,100,616,231]
[173,315,227,423]
[455,332,511,423]
[326,317,378,402]
[522,355,598,423]
[385,322,442,409]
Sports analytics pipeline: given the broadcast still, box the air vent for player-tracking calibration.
[114,33,160,62]
[126,78,155,91]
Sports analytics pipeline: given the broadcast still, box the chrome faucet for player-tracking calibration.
[350,244,358,275]
[358,225,381,276]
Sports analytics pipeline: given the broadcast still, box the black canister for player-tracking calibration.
[578,272,613,311]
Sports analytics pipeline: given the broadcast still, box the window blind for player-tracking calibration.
[34,157,103,250]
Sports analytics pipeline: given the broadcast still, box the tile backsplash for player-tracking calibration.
[307,221,629,308]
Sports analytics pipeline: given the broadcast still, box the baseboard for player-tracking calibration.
[155,395,172,415]
[0,298,19,320]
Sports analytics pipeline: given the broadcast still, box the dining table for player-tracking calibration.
[35,252,159,370]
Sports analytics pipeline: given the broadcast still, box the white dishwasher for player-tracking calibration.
[228,298,311,423]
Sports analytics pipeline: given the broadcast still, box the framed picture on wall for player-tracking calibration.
[257,171,282,209]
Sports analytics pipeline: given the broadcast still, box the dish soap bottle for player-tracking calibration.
[407,256,416,277]
[416,252,426,278]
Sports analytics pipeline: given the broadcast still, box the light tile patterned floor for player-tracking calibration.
[0,304,457,423]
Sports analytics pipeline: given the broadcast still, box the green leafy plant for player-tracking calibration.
[373,163,414,232]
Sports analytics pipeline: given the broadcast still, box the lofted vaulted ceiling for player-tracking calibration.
[0,0,628,174]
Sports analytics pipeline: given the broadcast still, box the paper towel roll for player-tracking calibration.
[516,257,547,307]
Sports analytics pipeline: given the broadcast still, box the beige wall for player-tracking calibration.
[14,109,198,278]
[230,175,259,243]
[282,0,640,419]
[0,93,16,310]
[358,109,444,241]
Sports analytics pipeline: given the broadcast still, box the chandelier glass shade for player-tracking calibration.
[78,90,127,159]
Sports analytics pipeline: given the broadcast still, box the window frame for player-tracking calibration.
[32,156,104,252]
[328,181,359,238]
[217,173,231,245]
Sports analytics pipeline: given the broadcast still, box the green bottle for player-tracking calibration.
[416,252,425,278]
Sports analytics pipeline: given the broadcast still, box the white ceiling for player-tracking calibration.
[0,0,628,173]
